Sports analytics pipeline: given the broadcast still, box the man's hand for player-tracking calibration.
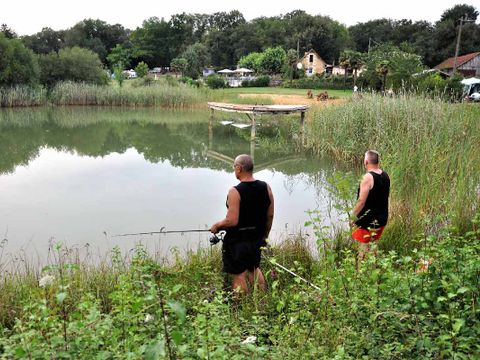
[210,224,220,234]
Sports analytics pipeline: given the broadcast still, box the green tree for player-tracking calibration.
[0,24,17,39]
[64,19,130,64]
[237,52,262,72]
[376,60,390,92]
[339,51,351,89]
[360,44,423,91]
[135,61,148,78]
[181,43,210,79]
[259,46,287,75]
[22,27,65,54]
[38,46,108,87]
[131,17,172,67]
[170,57,187,77]
[113,67,124,87]
[286,49,299,84]
[107,44,133,69]
[339,49,363,87]
[430,4,480,67]
[0,34,39,86]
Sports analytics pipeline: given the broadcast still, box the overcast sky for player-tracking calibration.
[2,0,478,36]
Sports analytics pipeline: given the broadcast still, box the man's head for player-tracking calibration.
[233,154,254,179]
[364,150,380,167]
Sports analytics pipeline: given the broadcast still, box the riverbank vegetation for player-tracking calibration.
[306,94,480,252]
[0,214,479,358]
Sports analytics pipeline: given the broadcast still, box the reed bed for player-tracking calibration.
[0,86,48,107]
[49,80,207,107]
[306,94,480,246]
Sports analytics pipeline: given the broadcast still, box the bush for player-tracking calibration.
[38,47,109,87]
[411,73,464,102]
[242,75,270,87]
[134,61,149,78]
[0,34,39,86]
[178,76,200,88]
[285,75,353,90]
[205,74,227,89]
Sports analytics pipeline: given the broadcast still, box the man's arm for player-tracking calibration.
[352,173,373,218]
[210,187,240,233]
[264,184,274,239]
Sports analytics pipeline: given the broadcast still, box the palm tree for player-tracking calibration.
[376,60,390,92]
[339,51,351,90]
[287,49,298,85]
[340,50,364,88]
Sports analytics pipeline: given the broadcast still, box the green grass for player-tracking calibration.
[0,217,479,359]
[219,87,353,98]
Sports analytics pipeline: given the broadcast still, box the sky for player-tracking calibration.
[2,0,478,36]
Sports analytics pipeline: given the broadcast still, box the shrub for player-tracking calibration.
[205,74,227,89]
[0,34,39,86]
[134,61,149,78]
[242,75,270,87]
[38,47,109,87]
[285,75,353,90]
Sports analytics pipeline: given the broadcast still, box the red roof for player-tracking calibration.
[435,52,480,70]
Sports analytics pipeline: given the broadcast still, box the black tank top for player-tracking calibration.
[226,180,271,242]
[355,171,390,229]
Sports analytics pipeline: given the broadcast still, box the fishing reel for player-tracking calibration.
[209,231,226,245]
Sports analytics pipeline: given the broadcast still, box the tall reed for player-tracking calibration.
[0,86,48,107]
[49,80,207,107]
[306,94,480,246]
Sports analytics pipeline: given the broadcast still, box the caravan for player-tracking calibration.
[461,78,480,102]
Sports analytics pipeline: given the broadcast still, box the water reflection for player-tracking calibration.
[0,107,350,261]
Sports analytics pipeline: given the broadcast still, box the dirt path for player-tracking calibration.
[239,93,346,107]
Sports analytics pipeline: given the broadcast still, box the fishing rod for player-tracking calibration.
[111,227,255,247]
[110,226,256,240]
[112,228,210,237]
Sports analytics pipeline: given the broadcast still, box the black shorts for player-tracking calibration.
[222,240,262,275]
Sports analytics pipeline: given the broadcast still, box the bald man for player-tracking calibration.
[352,150,390,259]
[210,154,274,294]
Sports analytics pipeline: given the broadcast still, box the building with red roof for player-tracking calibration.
[434,52,480,77]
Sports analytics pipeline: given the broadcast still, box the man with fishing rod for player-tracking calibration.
[351,150,390,260]
[210,154,274,294]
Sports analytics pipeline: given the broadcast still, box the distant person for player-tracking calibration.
[353,85,358,92]
[210,154,274,294]
[351,150,390,260]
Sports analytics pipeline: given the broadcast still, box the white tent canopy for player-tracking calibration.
[461,77,480,85]
[217,69,235,74]
[235,68,254,73]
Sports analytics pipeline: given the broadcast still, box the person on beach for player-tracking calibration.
[210,154,274,294]
[351,150,390,260]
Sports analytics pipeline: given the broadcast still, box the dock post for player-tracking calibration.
[300,111,305,146]
[250,113,256,161]
[208,109,214,149]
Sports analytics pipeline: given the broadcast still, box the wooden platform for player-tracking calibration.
[207,102,309,115]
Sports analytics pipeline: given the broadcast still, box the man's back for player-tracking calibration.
[356,171,390,229]
[233,180,271,239]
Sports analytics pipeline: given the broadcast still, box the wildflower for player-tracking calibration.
[39,274,55,288]
[416,258,431,273]
[144,314,154,323]
[241,336,257,344]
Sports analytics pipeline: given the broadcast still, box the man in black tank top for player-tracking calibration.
[210,154,274,294]
[352,150,390,260]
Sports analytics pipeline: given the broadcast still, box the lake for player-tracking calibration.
[0,107,350,263]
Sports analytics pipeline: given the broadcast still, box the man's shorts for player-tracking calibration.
[222,240,262,275]
[352,226,385,244]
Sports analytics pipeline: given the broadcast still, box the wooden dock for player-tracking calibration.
[207,102,310,158]
[207,102,309,115]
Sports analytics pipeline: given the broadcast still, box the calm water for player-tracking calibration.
[0,107,347,262]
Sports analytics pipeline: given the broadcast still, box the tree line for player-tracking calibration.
[0,4,479,86]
